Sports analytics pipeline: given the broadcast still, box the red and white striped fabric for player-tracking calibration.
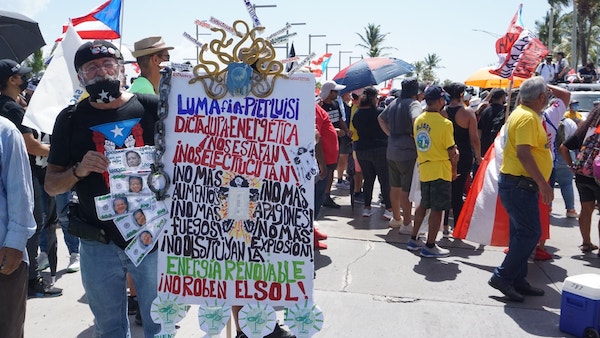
[56,0,121,42]
[453,126,550,246]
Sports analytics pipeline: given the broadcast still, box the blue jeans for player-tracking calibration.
[549,164,575,211]
[39,191,80,254]
[80,240,160,337]
[314,164,335,220]
[493,174,541,286]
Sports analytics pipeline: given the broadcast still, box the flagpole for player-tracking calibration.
[505,78,514,122]
[118,0,124,51]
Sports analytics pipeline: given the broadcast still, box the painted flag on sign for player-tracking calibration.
[56,0,122,41]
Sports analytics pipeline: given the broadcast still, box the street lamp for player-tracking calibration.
[194,24,211,65]
[349,55,363,67]
[286,22,306,57]
[308,34,326,56]
[325,43,341,79]
[338,50,352,70]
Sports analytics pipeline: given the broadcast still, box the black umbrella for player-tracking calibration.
[0,10,46,63]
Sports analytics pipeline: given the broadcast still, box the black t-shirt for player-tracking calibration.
[320,100,344,129]
[0,94,32,135]
[48,94,159,249]
[478,103,506,155]
[352,107,387,151]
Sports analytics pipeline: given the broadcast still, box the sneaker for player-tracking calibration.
[128,296,139,315]
[37,251,49,271]
[389,218,403,228]
[566,210,579,218]
[420,244,450,258]
[443,229,452,239]
[135,309,142,326]
[315,241,328,250]
[335,180,351,190]
[314,228,328,240]
[66,252,80,273]
[382,209,393,220]
[362,208,373,217]
[407,238,426,251]
[322,196,341,209]
[533,247,553,261]
[353,192,364,204]
[28,277,63,298]
[398,224,413,235]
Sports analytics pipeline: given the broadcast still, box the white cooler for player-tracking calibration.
[560,274,600,338]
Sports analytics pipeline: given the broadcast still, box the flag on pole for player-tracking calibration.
[453,126,550,246]
[56,0,122,41]
[309,53,332,78]
[490,4,549,79]
[286,43,296,72]
[24,24,85,134]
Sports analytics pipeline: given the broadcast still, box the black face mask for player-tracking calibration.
[85,78,122,104]
[18,75,29,92]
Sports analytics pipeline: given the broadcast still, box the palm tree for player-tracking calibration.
[408,61,425,81]
[546,0,600,65]
[355,23,396,57]
[422,53,442,82]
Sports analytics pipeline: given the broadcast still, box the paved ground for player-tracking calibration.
[25,182,600,337]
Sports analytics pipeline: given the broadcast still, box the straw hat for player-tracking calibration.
[131,36,173,58]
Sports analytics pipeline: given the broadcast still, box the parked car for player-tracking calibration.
[557,83,600,119]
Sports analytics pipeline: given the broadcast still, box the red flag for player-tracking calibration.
[56,0,122,41]
[490,4,549,79]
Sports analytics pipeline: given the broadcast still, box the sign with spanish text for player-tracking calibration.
[157,70,316,310]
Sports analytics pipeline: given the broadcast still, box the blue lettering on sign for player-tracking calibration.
[177,95,300,121]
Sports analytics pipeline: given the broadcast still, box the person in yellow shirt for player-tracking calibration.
[408,85,458,258]
[489,76,553,303]
[564,100,583,125]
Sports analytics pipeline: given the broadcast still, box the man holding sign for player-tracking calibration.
[45,40,161,337]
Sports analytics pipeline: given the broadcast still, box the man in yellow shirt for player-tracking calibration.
[409,85,458,258]
[563,100,583,125]
[489,76,554,302]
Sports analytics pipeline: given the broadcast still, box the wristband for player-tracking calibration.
[72,162,85,180]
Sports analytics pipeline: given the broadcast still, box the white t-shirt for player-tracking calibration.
[536,62,556,83]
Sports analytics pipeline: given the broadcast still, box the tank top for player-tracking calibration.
[446,106,472,155]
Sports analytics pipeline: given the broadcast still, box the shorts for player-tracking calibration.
[420,179,451,211]
[338,136,352,154]
[388,159,416,191]
[575,174,600,203]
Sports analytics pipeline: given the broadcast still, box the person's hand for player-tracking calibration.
[539,182,554,205]
[76,150,110,178]
[0,247,23,275]
[475,156,483,165]
[346,130,353,138]
[318,163,327,180]
[335,128,346,137]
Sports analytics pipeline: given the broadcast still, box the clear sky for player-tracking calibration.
[2,0,553,85]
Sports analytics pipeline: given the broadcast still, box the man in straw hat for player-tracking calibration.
[129,36,173,94]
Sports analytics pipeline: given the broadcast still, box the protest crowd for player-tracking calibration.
[2,1,600,338]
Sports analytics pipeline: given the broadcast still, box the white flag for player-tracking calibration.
[24,23,85,134]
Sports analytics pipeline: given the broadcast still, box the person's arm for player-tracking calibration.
[314,129,327,180]
[447,145,459,180]
[22,132,50,157]
[548,83,571,108]
[465,107,482,164]
[558,61,570,80]
[45,150,109,196]
[378,115,390,136]
[0,128,36,275]
[516,144,553,204]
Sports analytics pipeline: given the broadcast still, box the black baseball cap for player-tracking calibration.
[0,59,32,83]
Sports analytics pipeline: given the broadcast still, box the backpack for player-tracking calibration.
[573,130,600,179]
